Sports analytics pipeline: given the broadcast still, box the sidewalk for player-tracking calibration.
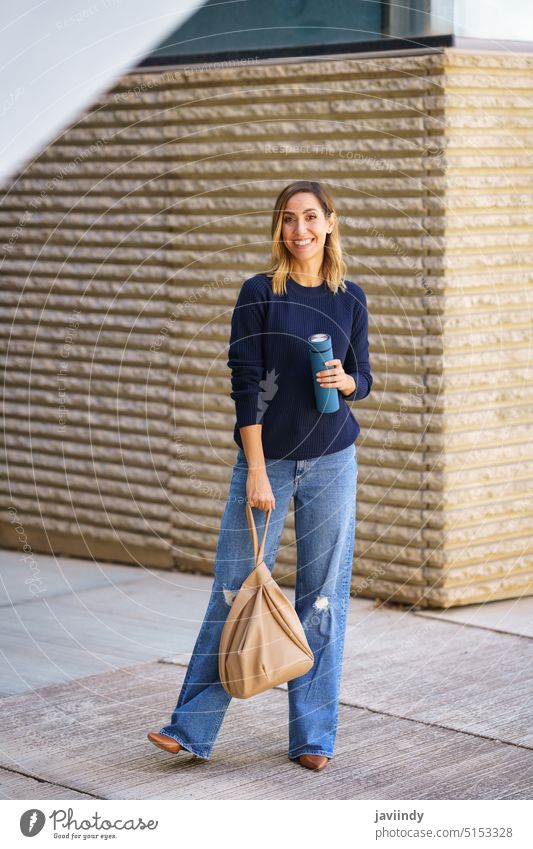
[1,550,532,800]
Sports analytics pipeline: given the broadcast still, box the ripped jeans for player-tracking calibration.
[158,442,358,760]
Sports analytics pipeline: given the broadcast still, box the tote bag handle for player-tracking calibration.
[245,502,272,569]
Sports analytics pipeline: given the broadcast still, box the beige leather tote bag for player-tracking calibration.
[219,502,314,699]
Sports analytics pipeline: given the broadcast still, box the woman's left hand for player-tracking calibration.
[316,359,356,396]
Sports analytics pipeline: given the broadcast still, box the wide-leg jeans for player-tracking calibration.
[158,442,358,760]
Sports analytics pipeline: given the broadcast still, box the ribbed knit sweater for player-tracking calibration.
[227,273,373,460]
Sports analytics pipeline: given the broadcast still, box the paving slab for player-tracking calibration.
[0,550,154,607]
[0,767,96,800]
[0,661,531,800]
[340,602,533,749]
[414,596,533,639]
[163,597,533,750]
[1,552,531,799]
[0,567,212,695]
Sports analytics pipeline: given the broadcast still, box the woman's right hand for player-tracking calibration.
[246,469,276,512]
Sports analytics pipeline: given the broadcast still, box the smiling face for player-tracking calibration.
[281,191,335,264]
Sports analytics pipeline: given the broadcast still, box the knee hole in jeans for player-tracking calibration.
[222,585,239,606]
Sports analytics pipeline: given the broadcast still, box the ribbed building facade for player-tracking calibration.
[1,48,532,607]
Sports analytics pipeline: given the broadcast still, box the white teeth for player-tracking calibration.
[294,239,312,246]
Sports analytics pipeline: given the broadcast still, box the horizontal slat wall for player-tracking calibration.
[427,49,533,605]
[1,49,530,606]
[0,51,444,593]
[116,53,445,602]
[0,102,174,566]
[158,56,444,601]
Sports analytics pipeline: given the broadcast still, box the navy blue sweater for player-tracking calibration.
[227,273,372,460]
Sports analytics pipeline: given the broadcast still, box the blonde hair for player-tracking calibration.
[262,180,347,296]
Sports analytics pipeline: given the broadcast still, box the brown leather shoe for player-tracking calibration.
[147,732,183,754]
[298,754,329,770]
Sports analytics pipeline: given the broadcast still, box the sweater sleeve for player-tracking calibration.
[342,286,373,402]
[227,278,268,428]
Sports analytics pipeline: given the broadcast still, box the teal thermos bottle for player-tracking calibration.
[308,333,339,413]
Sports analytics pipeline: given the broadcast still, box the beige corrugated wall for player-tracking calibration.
[1,48,532,608]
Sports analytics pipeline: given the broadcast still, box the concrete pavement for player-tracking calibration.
[0,549,532,799]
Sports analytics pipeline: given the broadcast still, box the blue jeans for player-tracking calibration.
[158,442,358,760]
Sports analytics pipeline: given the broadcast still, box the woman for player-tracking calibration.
[148,180,372,771]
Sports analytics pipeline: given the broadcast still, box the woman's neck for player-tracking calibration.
[289,264,324,287]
